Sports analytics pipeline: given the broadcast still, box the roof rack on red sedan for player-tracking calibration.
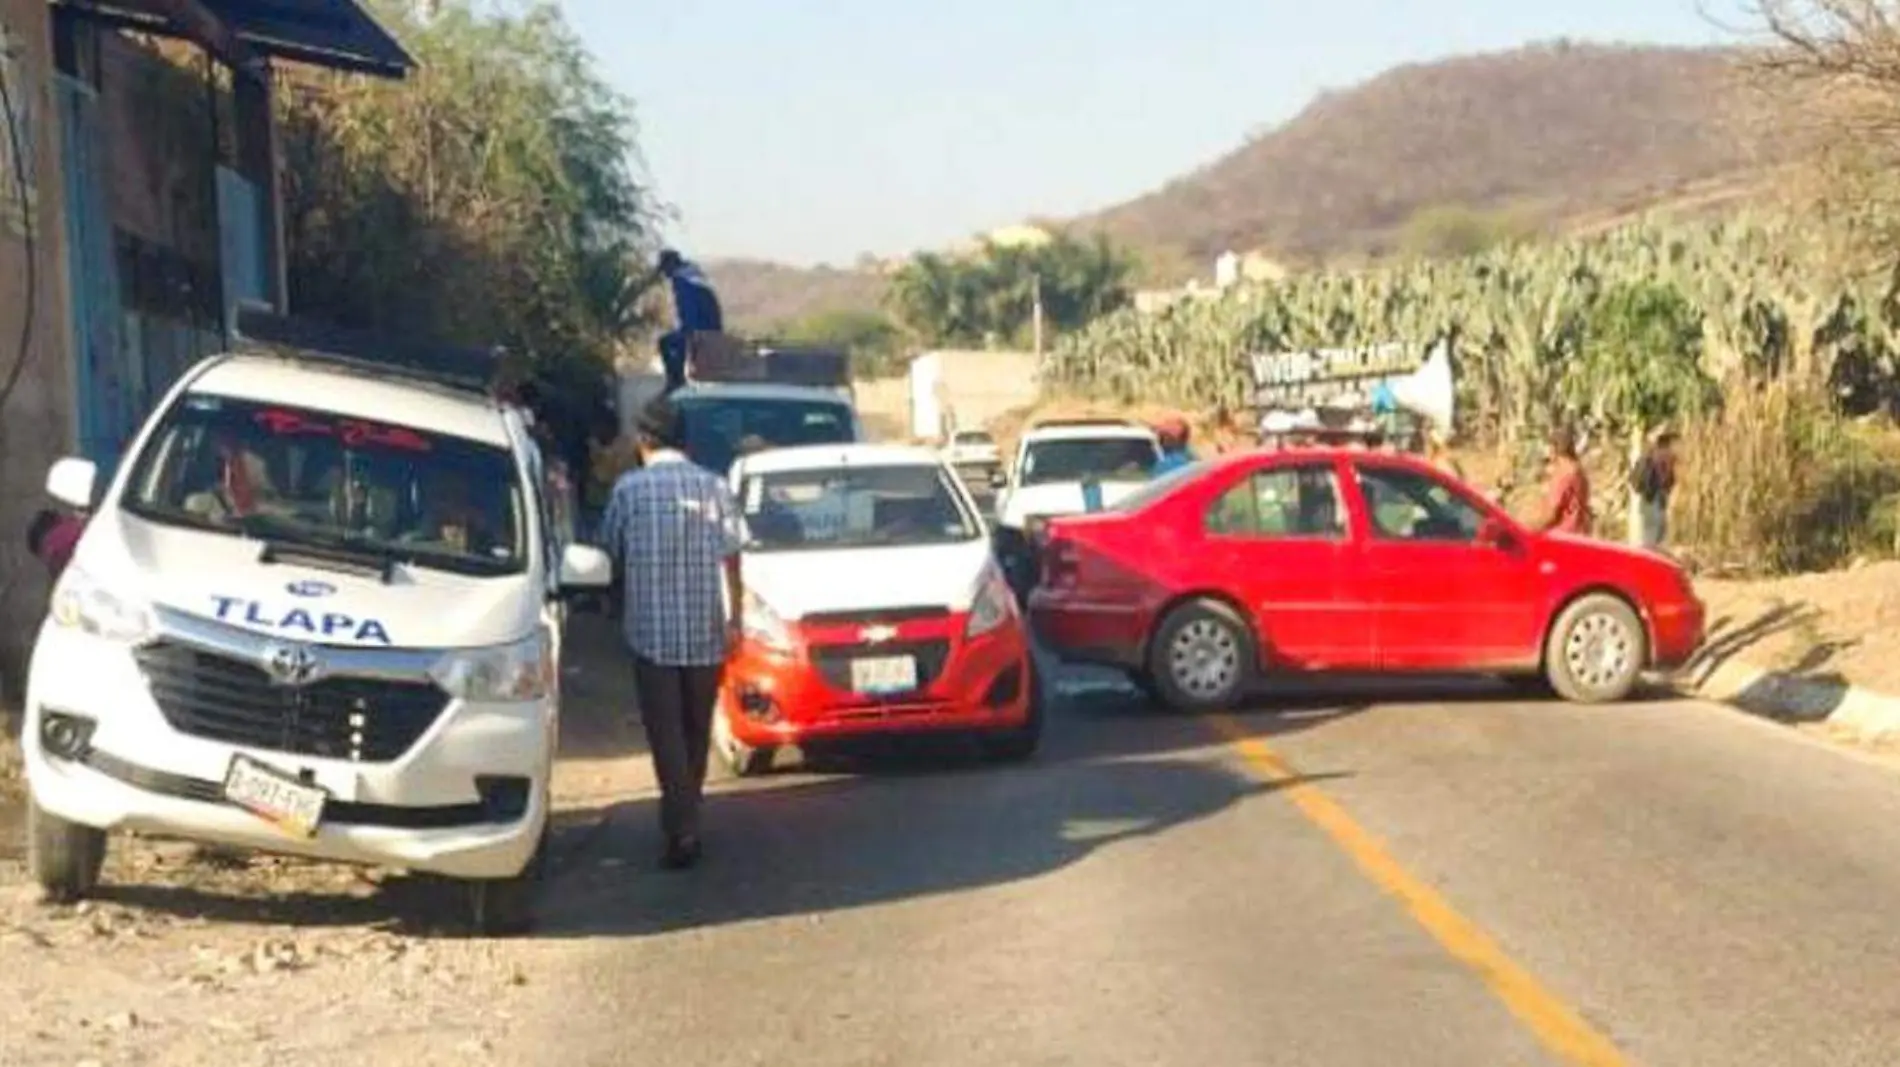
[689,333,850,388]
[231,303,502,397]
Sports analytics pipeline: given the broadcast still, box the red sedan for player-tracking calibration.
[1028,448,1704,710]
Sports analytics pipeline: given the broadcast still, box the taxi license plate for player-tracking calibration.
[850,655,917,694]
[223,755,327,839]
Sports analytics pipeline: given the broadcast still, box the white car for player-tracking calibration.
[991,419,1163,599]
[20,321,611,935]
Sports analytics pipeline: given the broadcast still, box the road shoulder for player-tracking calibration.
[1684,563,1900,757]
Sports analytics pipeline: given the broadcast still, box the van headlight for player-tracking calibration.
[965,565,1016,639]
[50,568,154,645]
[431,629,553,702]
[743,588,795,652]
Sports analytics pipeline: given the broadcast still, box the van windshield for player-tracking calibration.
[1019,437,1159,486]
[120,393,527,576]
[675,395,856,474]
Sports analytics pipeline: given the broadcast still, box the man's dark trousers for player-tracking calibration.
[658,331,688,393]
[632,653,724,841]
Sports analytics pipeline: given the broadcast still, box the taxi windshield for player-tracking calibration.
[1020,437,1159,485]
[120,393,527,576]
[740,463,979,551]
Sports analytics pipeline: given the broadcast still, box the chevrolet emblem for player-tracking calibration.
[860,624,898,644]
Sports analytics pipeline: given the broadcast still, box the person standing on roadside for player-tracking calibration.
[1629,428,1679,550]
[1531,425,1593,535]
[27,508,84,581]
[1153,415,1198,475]
[597,394,744,870]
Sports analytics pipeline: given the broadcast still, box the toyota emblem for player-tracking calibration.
[262,642,320,686]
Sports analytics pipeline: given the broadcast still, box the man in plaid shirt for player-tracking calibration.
[597,394,745,869]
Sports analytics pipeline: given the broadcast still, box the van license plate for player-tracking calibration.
[850,655,917,694]
[223,755,327,839]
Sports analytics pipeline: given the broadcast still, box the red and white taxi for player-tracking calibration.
[1029,448,1705,711]
[714,444,1040,774]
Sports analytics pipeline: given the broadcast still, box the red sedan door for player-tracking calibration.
[1197,458,1375,671]
[1348,460,1545,671]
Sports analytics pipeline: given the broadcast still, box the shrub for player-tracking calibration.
[1673,382,1900,575]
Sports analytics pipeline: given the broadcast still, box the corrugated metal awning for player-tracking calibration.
[56,0,414,78]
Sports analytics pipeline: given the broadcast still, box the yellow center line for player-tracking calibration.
[1206,713,1631,1067]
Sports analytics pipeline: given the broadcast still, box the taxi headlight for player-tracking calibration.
[431,629,553,702]
[50,567,154,645]
[743,588,795,652]
[965,565,1016,639]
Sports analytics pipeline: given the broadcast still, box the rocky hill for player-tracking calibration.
[1077,41,1781,268]
[712,41,1783,320]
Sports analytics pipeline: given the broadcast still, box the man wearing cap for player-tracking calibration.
[597,393,744,869]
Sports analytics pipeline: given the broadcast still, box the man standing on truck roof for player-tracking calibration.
[655,249,725,394]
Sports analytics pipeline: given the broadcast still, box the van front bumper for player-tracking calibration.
[23,617,553,881]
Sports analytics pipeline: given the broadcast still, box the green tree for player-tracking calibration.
[1563,280,1719,436]
[884,230,1138,346]
[774,308,909,378]
[276,0,659,428]
[1398,205,1530,260]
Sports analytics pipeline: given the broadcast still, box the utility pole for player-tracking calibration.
[1031,275,1044,357]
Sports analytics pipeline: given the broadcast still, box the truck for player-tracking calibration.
[619,335,864,474]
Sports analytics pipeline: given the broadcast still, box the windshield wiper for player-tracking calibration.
[243,516,407,583]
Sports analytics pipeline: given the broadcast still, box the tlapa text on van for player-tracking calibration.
[209,595,392,645]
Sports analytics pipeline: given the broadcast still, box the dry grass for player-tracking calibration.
[1673,382,1900,576]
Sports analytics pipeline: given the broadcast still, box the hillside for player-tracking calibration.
[1077,41,1782,268]
[708,41,1785,320]
[703,258,890,331]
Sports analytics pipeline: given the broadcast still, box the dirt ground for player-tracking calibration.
[0,620,645,1067]
[1692,560,1900,694]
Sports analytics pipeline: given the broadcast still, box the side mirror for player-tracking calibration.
[1477,518,1516,551]
[46,457,98,512]
[557,543,612,592]
[988,469,1007,489]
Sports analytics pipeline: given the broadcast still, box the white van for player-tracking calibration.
[18,313,612,935]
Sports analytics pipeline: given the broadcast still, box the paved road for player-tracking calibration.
[502,643,1900,1065]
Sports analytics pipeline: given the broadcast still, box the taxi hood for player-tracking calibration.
[80,512,540,650]
[743,538,994,619]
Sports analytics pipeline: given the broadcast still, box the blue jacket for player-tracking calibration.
[668,260,724,334]
[1154,448,1197,476]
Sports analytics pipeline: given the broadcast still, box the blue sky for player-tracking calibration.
[557,0,1760,267]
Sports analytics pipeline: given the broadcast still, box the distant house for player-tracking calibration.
[1135,249,1293,313]
[0,0,413,695]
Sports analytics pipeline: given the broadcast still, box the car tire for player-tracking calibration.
[980,661,1044,762]
[465,821,546,938]
[1148,599,1254,713]
[1543,593,1647,704]
[714,708,773,777]
[27,796,106,905]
